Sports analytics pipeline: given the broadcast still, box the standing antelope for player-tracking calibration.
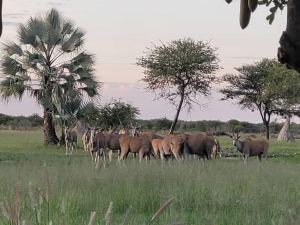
[231,132,268,162]
[64,127,78,155]
[183,133,220,160]
[82,128,91,152]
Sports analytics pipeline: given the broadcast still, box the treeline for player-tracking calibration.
[138,118,300,135]
[1,113,300,135]
[0,113,43,130]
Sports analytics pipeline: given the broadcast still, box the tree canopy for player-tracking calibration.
[220,58,300,139]
[77,99,140,130]
[0,8,100,144]
[137,38,220,134]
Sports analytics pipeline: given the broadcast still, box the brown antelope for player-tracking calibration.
[104,132,121,161]
[87,128,105,162]
[118,134,152,162]
[82,127,91,152]
[231,132,268,162]
[160,134,184,160]
[183,133,220,160]
[151,139,163,159]
[64,127,78,155]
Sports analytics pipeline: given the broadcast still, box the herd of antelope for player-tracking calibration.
[64,125,269,163]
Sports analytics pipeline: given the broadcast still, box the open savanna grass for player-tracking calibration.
[1,159,300,225]
[1,129,300,225]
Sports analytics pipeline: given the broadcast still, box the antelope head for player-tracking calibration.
[232,132,242,151]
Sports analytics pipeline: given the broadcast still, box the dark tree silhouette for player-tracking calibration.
[225,0,300,73]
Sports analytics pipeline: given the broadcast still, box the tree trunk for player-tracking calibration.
[265,122,270,140]
[169,93,184,134]
[278,0,300,73]
[43,108,59,145]
[59,128,66,146]
[0,0,2,37]
[277,115,295,142]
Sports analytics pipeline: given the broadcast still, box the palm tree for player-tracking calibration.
[0,9,100,145]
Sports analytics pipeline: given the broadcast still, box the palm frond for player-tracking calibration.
[71,52,94,68]
[45,9,63,50]
[1,56,27,75]
[27,17,47,44]
[61,28,85,52]
[61,20,75,37]
[79,86,98,97]
[0,77,27,100]
[1,8,101,124]
[3,42,24,56]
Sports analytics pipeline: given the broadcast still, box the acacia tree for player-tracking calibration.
[0,9,100,145]
[137,38,220,134]
[264,64,300,140]
[225,0,300,73]
[221,58,300,139]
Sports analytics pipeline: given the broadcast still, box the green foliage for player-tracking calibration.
[137,38,220,109]
[2,130,300,224]
[258,0,288,24]
[0,8,100,133]
[263,64,300,116]
[220,58,300,138]
[0,113,43,129]
[77,102,101,125]
[97,99,140,129]
[76,99,140,130]
[221,58,300,117]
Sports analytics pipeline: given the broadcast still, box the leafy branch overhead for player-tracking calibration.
[225,0,287,29]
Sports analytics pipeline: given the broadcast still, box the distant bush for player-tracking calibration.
[1,112,300,135]
[139,118,300,135]
[0,113,43,130]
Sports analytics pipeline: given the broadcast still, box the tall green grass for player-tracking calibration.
[1,130,300,225]
[1,160,300,225]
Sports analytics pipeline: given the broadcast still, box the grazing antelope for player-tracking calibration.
[160,134,185,161]
[118,135,152,162]
[151,138,163,159]
[231,132,268,162]
[82,127,91,152]
[104,132,121,161]
[183,133,220,160]
[88,128,103,162]
[64,127,78,155]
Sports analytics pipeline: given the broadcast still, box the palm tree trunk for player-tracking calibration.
[60,128,66,146]
[43,108,58,145]
[278,0,300,73]
[169,93,184,134]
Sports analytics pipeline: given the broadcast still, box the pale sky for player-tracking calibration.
[0,0,292,123]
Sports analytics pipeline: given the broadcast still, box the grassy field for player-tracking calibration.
[1,129,300,225]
